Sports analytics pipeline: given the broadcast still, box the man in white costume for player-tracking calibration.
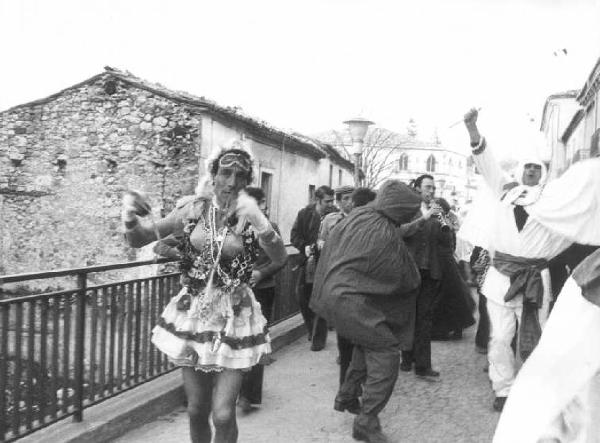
[493,247,600,442]
[462,108,600,414]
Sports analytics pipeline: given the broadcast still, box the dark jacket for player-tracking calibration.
[254,222,283,289]
[401,212,453,280]
[310,180,422,349]
[290,204,321,256]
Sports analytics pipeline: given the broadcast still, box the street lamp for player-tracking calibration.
[437,178,446,199]
[344,117,374,187]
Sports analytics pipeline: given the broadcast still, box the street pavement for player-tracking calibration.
[115,324,499,443]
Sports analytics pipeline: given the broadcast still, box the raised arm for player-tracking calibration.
[122,192,185,248]
[399,207,438,237]
[464,108,507,197]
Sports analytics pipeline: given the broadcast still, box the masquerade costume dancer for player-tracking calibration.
[461,108,600,416]
[122,144,287,443]
[493,248,600,442]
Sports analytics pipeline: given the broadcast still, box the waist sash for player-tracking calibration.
[493,251,549,361]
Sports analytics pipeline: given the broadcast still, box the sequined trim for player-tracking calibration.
[168,360,252,373]
[157,317,269,350]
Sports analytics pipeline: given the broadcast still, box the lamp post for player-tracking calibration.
[437,178,446,199]
[344,117,374,187]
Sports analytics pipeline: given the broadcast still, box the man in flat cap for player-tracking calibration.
[318,185,355,248]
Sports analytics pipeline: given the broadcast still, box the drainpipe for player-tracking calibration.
[276,135,285,225]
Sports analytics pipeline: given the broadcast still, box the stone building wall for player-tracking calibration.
[0,73,202,289]
[0,69,355,291]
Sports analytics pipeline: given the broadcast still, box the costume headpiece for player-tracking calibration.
[516,156,547,186]
[218,151,252,172]
[196,138,255,197]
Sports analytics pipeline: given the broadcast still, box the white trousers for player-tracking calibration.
[493,278,600,443]
[486,272,551,397]
[486,298,522,397]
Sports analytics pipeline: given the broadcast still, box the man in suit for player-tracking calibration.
[291,185,335,351]
[400,174,450,380]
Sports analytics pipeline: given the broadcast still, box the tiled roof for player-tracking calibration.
[577,57,600,106]
[103,67,328,161]
[2,66,355,168]
[560,108,585,144]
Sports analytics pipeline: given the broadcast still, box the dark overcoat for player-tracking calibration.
[310,180,422,350]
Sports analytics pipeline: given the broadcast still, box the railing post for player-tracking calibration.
[0,304,9,440]
[73,272,87,422]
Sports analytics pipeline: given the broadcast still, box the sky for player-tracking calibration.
[1,0,600,159]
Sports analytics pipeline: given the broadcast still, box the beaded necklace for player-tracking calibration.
[176,199,259,311]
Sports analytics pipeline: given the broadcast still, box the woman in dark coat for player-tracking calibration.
[431,198,475,340]
[310,180,422,443]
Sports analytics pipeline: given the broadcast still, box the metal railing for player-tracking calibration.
[0,253,301,442]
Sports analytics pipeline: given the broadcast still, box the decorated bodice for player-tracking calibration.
[178,200,260,294]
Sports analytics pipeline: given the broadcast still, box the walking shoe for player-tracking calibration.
[352,416,388,443]
[237,396,254,413]
[449,330,463,340]
[310,342,325,351]
[415,368,441,382]
[333,397,361,415]
[493,396,507,412]
[400,361,412,372]
[475,345,488,354]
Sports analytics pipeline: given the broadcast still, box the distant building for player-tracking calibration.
[539,90,580,178]
[0,67,353,277]
[388,139,477,208]
[575,58,600,160]
[545,57,600,177]
[316,127,478,208]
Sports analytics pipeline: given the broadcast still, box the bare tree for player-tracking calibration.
[314,127,407,188]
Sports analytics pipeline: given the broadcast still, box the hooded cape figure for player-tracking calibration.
[309,180,423,441]
[310,179,422,351]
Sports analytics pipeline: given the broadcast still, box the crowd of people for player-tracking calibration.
[120,108,600,443]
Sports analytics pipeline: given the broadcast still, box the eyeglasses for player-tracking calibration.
[219,153,251,171]
[524,163,542,170]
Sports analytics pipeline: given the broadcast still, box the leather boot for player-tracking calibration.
[352,414,389,443]
[333,396,360,414]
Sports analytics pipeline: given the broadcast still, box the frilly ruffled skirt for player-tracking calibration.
[151,283,271,372]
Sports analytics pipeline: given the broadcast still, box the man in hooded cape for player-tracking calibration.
[310,180,422,443]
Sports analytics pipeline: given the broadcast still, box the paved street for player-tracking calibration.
[115,321,499,443]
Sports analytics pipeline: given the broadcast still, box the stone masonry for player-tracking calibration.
[0,72,202,289]
[0,68,355,292]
